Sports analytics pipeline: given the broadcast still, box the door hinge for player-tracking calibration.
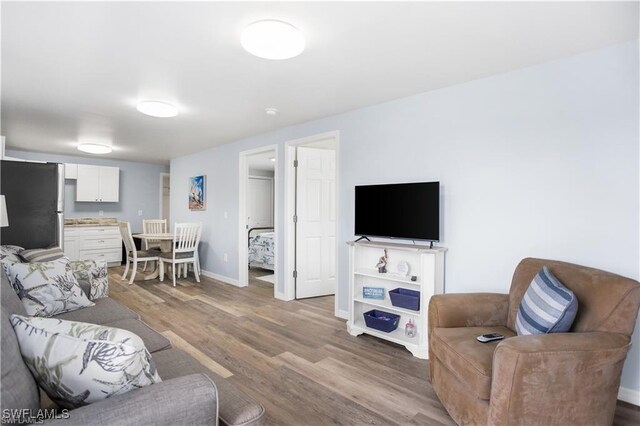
[293,270,297,279]
[293,160,298,167]
[293,215,298,223]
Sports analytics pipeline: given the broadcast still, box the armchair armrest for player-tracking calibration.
[47,374,218,426]
[428,293,509,333]
[489,332,630,426]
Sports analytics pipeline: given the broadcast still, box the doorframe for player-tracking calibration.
[238,145,279,297]
[283,130,340,317]
[159,172,170,222]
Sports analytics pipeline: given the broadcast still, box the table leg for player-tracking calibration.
[141,260,160,280]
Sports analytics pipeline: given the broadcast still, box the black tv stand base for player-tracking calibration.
[355,236,371,242]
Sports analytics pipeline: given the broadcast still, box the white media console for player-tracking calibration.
[346,240,446,359]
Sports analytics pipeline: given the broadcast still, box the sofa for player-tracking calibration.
[428,257,640,425]
[1,267,266,425]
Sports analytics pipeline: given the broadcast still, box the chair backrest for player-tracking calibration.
[143,219,167,243]
[173,223,201,254]
[507,258,640,337]
[118,222,136,254]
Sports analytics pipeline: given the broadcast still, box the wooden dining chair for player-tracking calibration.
[159,222,202,287]
[142,219,167,271]
[118,221,159,284]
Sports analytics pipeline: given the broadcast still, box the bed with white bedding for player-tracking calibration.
[248,231,275,270]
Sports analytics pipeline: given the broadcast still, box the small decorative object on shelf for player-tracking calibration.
[376,249,388,273]
[405,319,417,338]
[410,275,418,282]
[363,287,385,300]
[397,260,410,277]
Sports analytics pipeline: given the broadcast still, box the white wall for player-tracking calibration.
[171,40,639,394]
[6,150,169,232]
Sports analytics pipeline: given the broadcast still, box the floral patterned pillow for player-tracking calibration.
[4,257,94,317]
[0,245,24,264]
[68,260,109,300]
[10,315,162,409]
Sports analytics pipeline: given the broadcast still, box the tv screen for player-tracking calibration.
[355,182,440,241]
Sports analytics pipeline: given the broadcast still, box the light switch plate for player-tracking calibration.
[223,253,228,262]
[98,210,104,216]
[138,210,143,216]
[224,211,228,219]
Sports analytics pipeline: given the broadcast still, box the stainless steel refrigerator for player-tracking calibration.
[0,160,65,249]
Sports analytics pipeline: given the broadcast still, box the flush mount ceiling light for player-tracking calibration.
[136,100,179,118]
[77,144,112,154]
[265,107,279,116]
[241,20,305,60]
[269,157,276,162]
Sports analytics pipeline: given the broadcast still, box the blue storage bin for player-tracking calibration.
[363,309,400,333]
[389,288,420,311]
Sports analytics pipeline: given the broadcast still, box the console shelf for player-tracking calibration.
[346,240,446,359]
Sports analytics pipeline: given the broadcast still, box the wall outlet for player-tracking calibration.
[223,253,228,262]
[224,211,228,219]
[138,210,143,216]
[98,210,104,216]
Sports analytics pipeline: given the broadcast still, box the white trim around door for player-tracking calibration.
[283,130,340,317]
[238,145,280,299]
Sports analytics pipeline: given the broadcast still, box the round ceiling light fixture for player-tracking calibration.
[136,100,179,118]
[77,144,113,154]
[265,107,279,116]
[241,20,305,60]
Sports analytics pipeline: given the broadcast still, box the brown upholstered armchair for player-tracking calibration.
[428,258,640,425]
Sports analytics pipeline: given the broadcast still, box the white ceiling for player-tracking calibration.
[1,2,637,164]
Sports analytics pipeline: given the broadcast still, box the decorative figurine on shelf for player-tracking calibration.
[376,249,388,273]
[405,319,417,338]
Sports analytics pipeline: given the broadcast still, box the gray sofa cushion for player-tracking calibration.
[105,318,172,353]
[1,268,26,316]
[54,297,139,324]
[1,311,40,418]
[153,348,266,426]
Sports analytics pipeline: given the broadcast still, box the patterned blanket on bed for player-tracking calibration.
[248,232,275,268]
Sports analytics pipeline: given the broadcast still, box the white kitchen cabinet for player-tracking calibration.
[64,163,78,179]
[76,165,120,202]
[64,226,122,266]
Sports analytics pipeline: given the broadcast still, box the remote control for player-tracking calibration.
[476,333,505,343]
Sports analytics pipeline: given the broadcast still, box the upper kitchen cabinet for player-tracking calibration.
[76,165,120,202]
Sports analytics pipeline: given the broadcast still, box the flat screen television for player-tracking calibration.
[355,181,440,241]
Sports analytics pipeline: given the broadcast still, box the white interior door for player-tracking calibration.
[247,177,273,229]
[295,147,336,299]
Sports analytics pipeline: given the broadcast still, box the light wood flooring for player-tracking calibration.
[107,266,640,425]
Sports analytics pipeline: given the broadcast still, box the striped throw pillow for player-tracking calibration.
[515,266,578,335]
[19,247,65,263]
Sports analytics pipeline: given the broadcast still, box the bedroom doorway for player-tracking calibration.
[238,145,278,297]
[284,131,339,312]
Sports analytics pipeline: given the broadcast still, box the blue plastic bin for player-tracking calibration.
[389,288,420,311]
[363,309,400,333]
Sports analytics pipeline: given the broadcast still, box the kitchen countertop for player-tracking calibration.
[64,218,118,227]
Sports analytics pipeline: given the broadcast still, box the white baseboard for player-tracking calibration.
[200,270,242,287]
[275,291,292,301]
[335,309,349,320]
[618,386,640,406]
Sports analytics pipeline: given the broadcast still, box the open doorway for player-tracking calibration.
[159,173,170,223]
[284,131,339,311]
[238,145,279,297]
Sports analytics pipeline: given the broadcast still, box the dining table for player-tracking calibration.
[132,233,175,280]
